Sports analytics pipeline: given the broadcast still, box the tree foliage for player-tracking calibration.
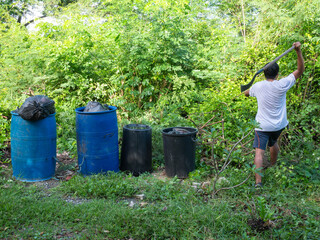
[0,0,319,157]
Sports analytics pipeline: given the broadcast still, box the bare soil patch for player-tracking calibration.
[152,167,167,180]
[247,218,273,232]
[55,151,77,181]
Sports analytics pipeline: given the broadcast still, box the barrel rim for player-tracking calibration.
[162,127,198,137]
[11,111,56,117]
[75,105,117,114]
[123,124,152,131]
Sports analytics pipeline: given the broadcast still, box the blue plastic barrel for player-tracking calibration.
[11,112,57,182]
[75,106,119,175]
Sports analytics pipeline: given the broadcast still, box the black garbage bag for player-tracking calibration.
[83,101,109,112]
[17,95,55,121]
[168,128,190,135]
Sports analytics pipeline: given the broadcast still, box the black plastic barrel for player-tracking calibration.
[120,124,152,176]
[162,127,198,178]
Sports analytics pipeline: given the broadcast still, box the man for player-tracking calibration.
[244,42,304,187]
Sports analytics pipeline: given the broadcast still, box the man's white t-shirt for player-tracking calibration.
[249,73,296,132]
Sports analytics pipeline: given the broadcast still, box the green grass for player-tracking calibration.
[0,159,320,239]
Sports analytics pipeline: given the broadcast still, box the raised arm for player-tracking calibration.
[292,42,305,80]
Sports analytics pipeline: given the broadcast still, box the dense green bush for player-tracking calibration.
[0,0,319,164]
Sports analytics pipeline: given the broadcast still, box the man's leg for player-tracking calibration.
[254,148,265,184]
[270,142,280,166]
[268,129,283,166]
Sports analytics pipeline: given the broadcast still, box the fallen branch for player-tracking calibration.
[220,129,254,173]
[212,128,254,198]
[242,137,254,147]
[213,173,251,196]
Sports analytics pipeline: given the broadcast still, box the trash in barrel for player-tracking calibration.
[75,105,119,175]
[162,127,198,178]
[120,124,152,176]
[16,95,55,121]
[10,111,57,182]
[83,101,109,113]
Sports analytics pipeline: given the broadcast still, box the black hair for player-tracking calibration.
[264,62,279,79]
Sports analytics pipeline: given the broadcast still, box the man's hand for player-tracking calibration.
[243,89,250,97]
[293,42,301,51]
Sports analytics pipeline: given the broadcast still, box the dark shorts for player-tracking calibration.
[253,128,284,150]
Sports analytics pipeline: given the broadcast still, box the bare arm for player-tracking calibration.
[292,42,305,80]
